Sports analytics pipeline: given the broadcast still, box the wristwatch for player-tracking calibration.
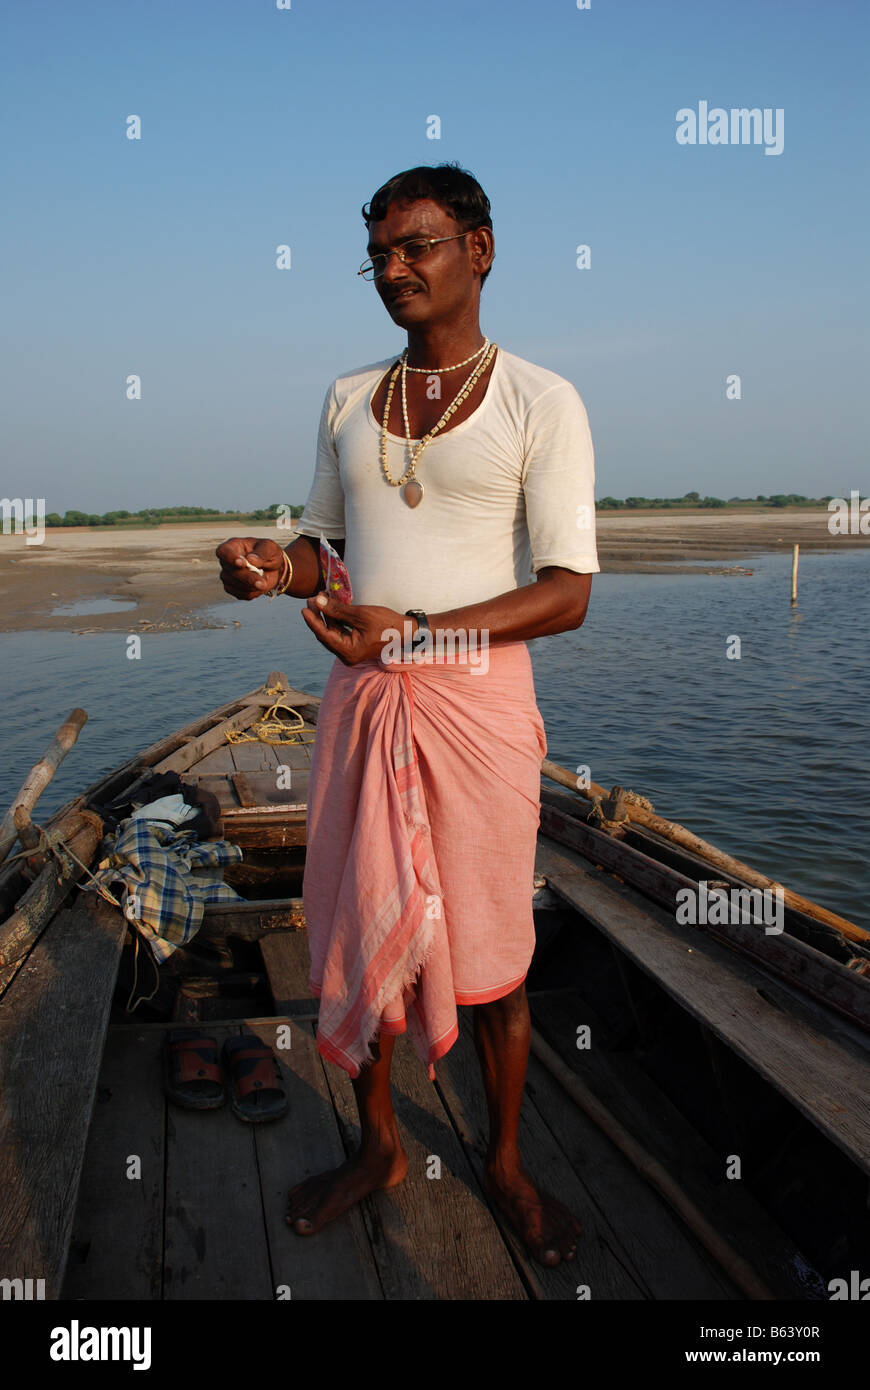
[404,609,430,653]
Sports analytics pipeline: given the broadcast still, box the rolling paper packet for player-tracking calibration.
[319,533,354,630]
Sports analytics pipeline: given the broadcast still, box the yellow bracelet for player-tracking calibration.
[269,550,293,600]
[278,552,293,594]
[267,552,286,600]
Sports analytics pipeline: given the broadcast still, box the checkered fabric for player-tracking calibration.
[88,818,244,962]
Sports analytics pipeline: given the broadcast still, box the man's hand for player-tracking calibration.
[215,537,287,599]
[301,594,411,666]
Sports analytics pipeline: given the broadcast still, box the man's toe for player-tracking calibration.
[286,1181,319,1221]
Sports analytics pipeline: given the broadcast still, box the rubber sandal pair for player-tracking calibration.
[163,1029,288,1123]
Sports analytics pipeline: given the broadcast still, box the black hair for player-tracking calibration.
[361,162,494,288]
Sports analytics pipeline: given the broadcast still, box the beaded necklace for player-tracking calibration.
[379,340,497,508]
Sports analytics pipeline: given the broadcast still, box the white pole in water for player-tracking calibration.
[791,544,799,604]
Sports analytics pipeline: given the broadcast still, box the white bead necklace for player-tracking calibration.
[402,341,490,373]
[379,341,497,508]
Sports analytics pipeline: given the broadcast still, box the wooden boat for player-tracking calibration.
[1,670,869,1303]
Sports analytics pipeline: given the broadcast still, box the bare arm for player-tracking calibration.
[425,567,592,644]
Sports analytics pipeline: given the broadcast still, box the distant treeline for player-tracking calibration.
[595,492,833,510]
[43,494,835,527]
[43,504,305,528]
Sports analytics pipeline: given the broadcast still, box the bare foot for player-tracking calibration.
[286,1146,408,1235]
[484,1162,582,1267]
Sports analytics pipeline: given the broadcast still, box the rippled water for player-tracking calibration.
[1,548,867,928]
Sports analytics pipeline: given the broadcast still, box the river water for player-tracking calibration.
[2,548,867,928]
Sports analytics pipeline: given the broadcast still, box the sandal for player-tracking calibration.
[163,1030,225,1110]
[222,1034,288,1124]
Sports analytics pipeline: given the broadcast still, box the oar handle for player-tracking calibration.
[0,708,89,867]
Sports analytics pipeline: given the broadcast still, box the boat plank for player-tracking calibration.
[539,803,870,1031]
[62,1027,165,1300]
[246,1018,384,1301]
[203,902,306,942]
[325,1030,529,1300]
[231,769,310,811]
[527,989,827,1299]
[0,896,127,1298]
[0,811,104,998]
[229,742,282,774]
[720,960,870,1059]
[436,1013,720,1299]
[180,773,239,811]
[535,839,870,1177]
[232,771,295,807]
[155,707,265,775]
[219,819,307,850]
[182,745,236,776]
[163,1023,272,1300]
[258,930,527,1299]
[260,932,318,1014]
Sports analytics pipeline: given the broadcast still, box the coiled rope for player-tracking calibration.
[226,692,315,747]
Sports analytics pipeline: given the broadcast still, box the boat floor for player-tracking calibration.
[62,932,745,1302]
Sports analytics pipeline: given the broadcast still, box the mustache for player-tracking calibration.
[385,284,423,301]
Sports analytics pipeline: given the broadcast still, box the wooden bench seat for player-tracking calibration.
[535,836,870,1179]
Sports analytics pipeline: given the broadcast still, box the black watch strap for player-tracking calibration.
[405,610,430,649]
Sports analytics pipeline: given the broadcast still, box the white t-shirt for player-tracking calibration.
[296,346,599,614]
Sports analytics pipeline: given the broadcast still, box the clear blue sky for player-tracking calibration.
[2,0,867,513]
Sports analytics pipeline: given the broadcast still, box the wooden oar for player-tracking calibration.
[0,709,88,867]
[540,757,870,946]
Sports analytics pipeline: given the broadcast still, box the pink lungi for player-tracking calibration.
[302,640,548,1079]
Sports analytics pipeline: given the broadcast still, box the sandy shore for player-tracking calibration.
[0,512,865,633]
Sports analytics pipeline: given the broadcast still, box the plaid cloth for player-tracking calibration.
[88,818,244,963]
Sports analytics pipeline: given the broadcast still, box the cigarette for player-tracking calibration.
[243,557,265,576]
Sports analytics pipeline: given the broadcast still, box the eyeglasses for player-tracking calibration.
[357,230,479,281]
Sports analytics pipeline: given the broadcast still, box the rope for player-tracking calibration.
[15,819,144,927]
[7,817,146,919]
[6,820,159,1010]
[624,789,655,812]
[226,699,315,747]
[5,821,95,885]
[68,833,160,1009]
[586,801,626,834]
[124,928,160,1011]
[587,786,656,832]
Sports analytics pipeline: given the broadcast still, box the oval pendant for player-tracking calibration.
[403,479,424,508]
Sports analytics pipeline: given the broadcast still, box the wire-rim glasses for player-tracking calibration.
[357,230,480,281]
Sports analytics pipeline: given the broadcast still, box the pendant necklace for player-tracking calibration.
[379,339,497,508]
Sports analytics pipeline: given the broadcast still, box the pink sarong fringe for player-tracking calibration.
[303,642,547,1080]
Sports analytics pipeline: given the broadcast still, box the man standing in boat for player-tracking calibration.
[217,163,598,1267]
